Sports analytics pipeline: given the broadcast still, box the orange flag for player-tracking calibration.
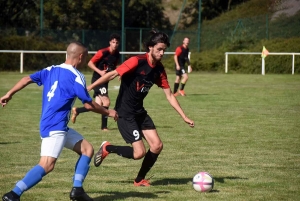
[261,46,269,58]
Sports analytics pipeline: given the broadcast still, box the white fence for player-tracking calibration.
[0,50,190,73]
[225,52,300,75]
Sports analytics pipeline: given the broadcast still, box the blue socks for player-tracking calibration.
[73,155,91,187]
[13,165,46,196]
[11,155,91,196]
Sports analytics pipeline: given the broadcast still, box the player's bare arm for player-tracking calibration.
[174,55,180,70]
[0,76,33,107]
[72,100,118,124]
[87,70,119,91]
[163,87,194,127]
[88,60,106,76]
[83,101,118,121]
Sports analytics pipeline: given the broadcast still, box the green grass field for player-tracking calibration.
[0,72,299,201]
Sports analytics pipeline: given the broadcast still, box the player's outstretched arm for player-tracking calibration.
[87,70,119,92]
[0,76,33,107]
[88,60,106,77]
[163,88,194,128]
[174,55,180,71]
[83,101,118,121]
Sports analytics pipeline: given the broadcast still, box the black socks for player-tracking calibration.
[174,83,179,93]
[106,145,134,159]
[135,150,159,183]
[180,83,185,90]
[76,107,89,113]
[101,106,109,129]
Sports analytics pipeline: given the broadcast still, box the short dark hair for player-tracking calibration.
[67,41,88,53]
[109,33,120,42]
[70,41,87,49]
[144,29,170,52]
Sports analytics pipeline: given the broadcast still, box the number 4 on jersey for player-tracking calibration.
[47,81,58,101]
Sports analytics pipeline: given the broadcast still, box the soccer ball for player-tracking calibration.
[192,172,214,192]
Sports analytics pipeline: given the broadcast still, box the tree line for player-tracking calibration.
[0,0,250,31]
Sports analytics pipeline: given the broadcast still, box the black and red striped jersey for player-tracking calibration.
[175,45,189,67]
[91,47,120,79]
[115,53,170,117]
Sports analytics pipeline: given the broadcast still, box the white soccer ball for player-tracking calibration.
[192,172,214,192]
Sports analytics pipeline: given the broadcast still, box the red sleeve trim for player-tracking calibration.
[116,56,139,76]
[175,46,182,56]
[156,69,170,89]
[90,49,104,63]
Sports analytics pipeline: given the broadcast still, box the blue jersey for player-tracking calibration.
[30,63,92,137]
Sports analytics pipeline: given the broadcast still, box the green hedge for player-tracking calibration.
[0,36,68,71]
[1,35,300,74]
[175,37,300,74]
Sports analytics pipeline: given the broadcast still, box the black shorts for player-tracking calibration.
[175,65,186,76]
[91,76,108,97]
[117,113,156,144]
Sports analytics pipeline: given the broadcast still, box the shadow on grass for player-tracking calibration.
[181,93,219,96]
[92,190,170,201]
[0,141,20,144]
[105,176,248,186]
[151,178,192,185]
[155,125,173,128]
[210,189,220,193]
[214,176,248,183]
[99,176,246,198]
[81,127,119,131]
[106,178,192,186]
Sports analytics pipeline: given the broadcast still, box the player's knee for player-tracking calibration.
[133,149,146,160]
[39,161,56,174]
[151,141,163,153]
[101,97,110,107]
[82,145,94,158]
[103,100,110,107]
[76,140,94,158]
[46,164,56,173]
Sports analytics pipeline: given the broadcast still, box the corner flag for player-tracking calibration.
[261,46,269,58]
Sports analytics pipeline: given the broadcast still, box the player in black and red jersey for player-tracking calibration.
[72,30,194,187]
[173,37,192,96]
[72,33,120,131]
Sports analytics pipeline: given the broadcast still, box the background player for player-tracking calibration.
[173,37,192,96]
[73,33,120,131]
[1,42,117,201]
[74,30,194,187]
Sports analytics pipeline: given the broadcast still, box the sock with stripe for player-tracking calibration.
[13,165,46,196]
[73,155,91,187]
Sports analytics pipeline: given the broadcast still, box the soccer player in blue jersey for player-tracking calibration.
[0,42,118,201]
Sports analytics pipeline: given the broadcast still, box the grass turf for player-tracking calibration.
[0,72,299,201]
